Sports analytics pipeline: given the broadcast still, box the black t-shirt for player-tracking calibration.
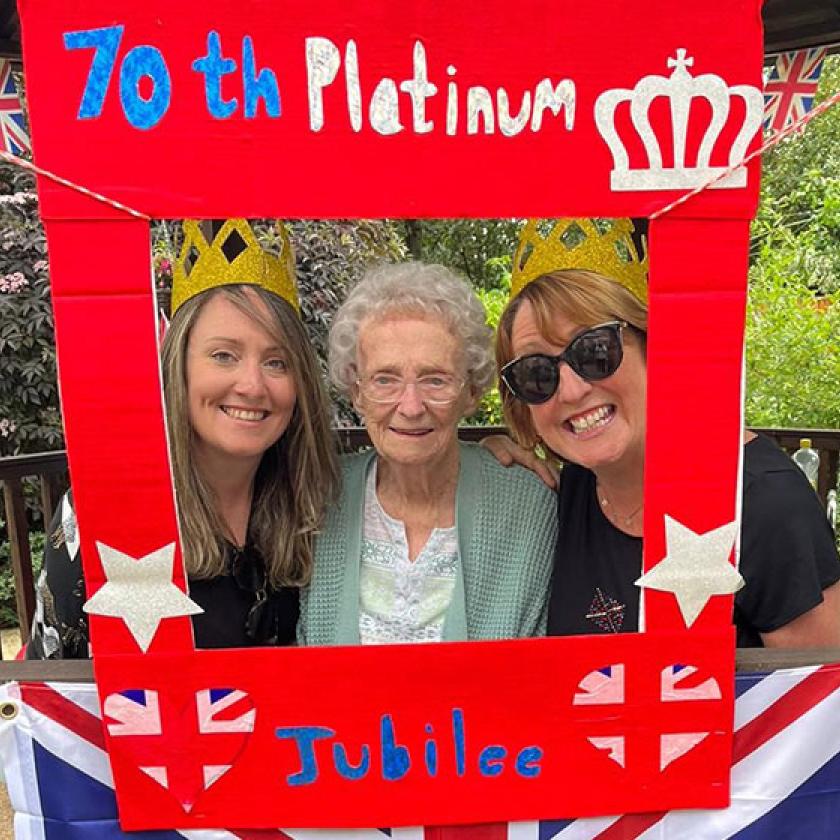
[548,434,840,647]
[187,574,299,649]
[27,492,299,659]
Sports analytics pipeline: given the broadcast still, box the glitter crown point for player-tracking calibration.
[171,219,299,316]
[510,218,648,303]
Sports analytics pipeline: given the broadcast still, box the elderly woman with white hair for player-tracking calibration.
[300,262,556,645]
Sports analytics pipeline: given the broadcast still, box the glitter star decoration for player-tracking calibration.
[635,515,744,628]
[84,542,203,652]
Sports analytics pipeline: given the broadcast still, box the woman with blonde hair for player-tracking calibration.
[29,219,339,656]
[493,218,840,647]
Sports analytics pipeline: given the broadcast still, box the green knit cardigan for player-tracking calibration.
[299,442,557,645]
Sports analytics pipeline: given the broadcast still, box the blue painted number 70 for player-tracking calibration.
[64,25,171,130]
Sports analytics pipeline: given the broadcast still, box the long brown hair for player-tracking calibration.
[496,269,648,449]
[161,284,340,587]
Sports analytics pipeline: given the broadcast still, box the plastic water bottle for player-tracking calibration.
[828,490,837,533]
[792,438,820,491]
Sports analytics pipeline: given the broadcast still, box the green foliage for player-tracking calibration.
[745,255,840,429]
[402,219,520,289]
[752,56,840,295]
[402,222,522,425]
[745,55,840,429]
[0,166,62,456]
[285,220,407,425]
[151,219,178,293]
[469,256,512,426]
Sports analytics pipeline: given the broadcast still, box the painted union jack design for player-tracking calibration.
[573,665,626,767]
[763,48,827,134]
[103,687,255,812]
[3,666,840,839]
[659,665,721,771]
[0,59,30,155]
[572,663,721,769]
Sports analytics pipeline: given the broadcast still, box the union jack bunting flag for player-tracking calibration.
[2,665,840,840]
[0,58,30,155]
[763,48,828,134]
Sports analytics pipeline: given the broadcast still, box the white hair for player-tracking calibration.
[329,261,495,398]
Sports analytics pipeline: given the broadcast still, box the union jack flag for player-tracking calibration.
[103,687,256,812]
[0,58,30,155]
[3,666,840,839]
[763,49,828,134]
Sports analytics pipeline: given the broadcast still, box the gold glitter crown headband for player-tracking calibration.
[171,219,300,316]
[511,218,648,304]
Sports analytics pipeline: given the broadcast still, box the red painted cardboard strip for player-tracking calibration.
[643,217,750,631]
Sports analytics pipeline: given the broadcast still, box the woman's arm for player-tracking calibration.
[740,459,840,650]
[480,434,559,489]
[761,581,840,648]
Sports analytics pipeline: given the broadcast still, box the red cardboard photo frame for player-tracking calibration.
[17,0,763,829]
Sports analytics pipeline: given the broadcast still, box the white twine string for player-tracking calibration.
[0,149,149,220]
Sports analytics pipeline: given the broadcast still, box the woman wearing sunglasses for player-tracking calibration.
[493,218,840,647]
[28,220,339,657]
[300,261,556,645]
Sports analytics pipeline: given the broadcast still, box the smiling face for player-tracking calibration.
[186,290,297,475]
[354,313,475,469]
[509,299,647,473]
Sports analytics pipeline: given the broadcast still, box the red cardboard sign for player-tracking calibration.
[16,0,764,829]
[94,633,735,828]
[20,0,763,220]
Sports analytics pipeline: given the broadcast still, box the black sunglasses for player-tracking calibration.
[500,321,627,405]
[230,547,277,644]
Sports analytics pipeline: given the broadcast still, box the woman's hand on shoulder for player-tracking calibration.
[480,435,558,489]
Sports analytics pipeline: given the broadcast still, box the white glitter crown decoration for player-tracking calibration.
[594,49,764,192]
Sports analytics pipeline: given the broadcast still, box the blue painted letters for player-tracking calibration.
[64,25,170,128]
[242,35,281,118]
[333,742,371,780]
[119,45,171,129]
[64,26,124,119]
[515,746,543,777]
[274,709,543,787]
[381,714,411,780]
[275,726,335,786]
[452,708,466,776]
[478,745,507,776]
[424,723,438,776]
[192,31,238,118]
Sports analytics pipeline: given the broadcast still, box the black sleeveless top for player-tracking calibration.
[547,435,840,647]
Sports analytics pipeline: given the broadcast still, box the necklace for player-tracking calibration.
[597,485,643,528]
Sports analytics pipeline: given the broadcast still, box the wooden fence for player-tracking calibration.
[2,427,839,655]
[0,449,67,649]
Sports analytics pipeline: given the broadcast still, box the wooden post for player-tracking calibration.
[39,472,61,529]
[2,477,35,648]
